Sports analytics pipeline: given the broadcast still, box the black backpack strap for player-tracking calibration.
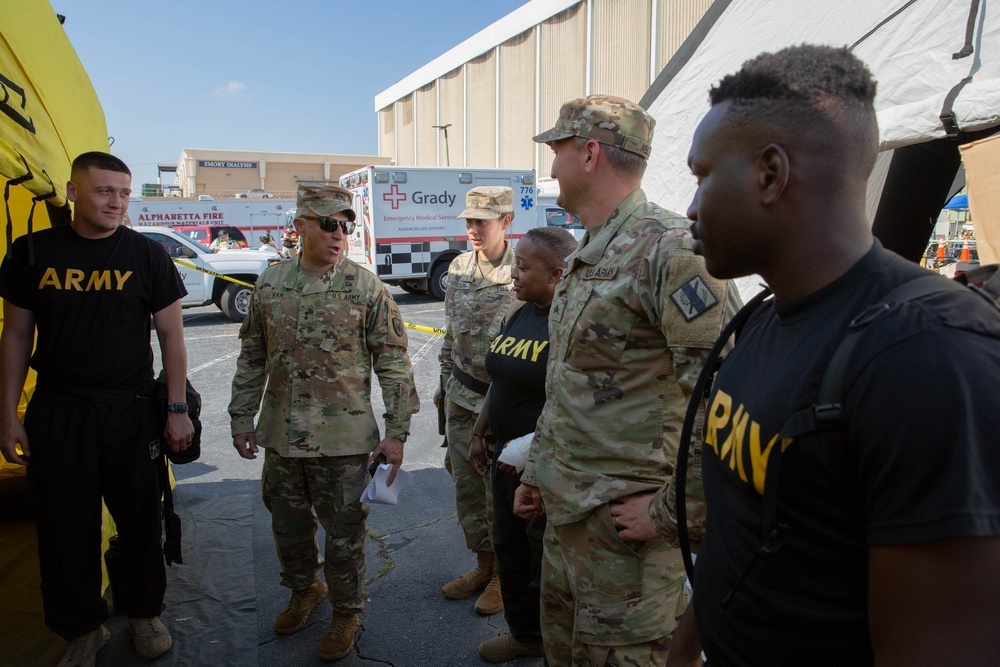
[722,273,968,606]
[721,273,970,607]
[677,286,772,583]
[819,275,965,406]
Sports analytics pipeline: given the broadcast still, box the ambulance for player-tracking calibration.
[338,166,540,299]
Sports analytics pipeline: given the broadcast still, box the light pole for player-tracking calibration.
[433,124,452,166]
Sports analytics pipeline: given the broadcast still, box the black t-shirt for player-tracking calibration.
[0,224,186,390]
[484,303,551,445]
[695,242,1000,666]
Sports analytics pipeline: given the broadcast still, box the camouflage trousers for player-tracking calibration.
[540,504,686,667]
[445,400,493,553]
[262,449,370,612]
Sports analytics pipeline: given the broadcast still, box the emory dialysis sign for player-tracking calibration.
[198,161,258,169]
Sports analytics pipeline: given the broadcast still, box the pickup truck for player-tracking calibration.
[135,226,281,321]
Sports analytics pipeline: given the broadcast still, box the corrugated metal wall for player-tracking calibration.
[498,29,536,168]
[379,107,395,160]
[415,83,437,165]
[592,0,651,99]
[396,95,415,165]
[438,68,465,166]
[466,52,498,167]
[538,4,588,178]
[378,0,710,173]
[657,0,713,72]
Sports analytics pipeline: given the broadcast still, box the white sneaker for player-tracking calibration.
[57,625,111,667]
[128,616,173,660]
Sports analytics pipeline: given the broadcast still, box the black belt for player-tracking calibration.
[451,366,490,395]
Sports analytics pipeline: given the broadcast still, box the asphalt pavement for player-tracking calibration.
[134,288,545,666]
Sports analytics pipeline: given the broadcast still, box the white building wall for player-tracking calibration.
[376,0,711,174]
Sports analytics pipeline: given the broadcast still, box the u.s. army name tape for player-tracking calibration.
[172,258,445,335]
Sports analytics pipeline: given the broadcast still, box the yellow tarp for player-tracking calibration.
[1,0,118,609]
[1,1,109,477]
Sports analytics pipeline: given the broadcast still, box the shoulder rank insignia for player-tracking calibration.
[670,275,719,321]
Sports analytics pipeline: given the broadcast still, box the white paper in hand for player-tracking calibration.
[497,433,532,473]
[359,463,413,505]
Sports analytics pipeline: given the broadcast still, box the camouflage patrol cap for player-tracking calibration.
[458,186,514,220]
[532,95,655,158]
[296,183,356,222]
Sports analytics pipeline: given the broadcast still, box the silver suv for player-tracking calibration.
[236,188,272,199]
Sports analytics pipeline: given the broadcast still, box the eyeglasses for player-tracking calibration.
[298,215,356,235]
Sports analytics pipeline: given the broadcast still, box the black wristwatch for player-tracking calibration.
[166,402,188,414]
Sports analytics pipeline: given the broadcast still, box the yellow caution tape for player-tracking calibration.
[405,322,445,336]
[172,258,256,288]
[171,258,445,335]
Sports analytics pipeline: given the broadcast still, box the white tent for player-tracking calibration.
[640,0,1000,283]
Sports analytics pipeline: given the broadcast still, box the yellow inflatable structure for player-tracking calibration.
[1,1,110,436]
[1,5,114,658]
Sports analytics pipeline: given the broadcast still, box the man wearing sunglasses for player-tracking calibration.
[229,183,418,662]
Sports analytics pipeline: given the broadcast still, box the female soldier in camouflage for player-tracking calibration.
[435,186,518,616]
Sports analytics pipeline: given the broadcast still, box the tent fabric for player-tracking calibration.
[945,193,970,209]
[0,2,108,207]
[0,1,109,476]
[640,0,1000,217]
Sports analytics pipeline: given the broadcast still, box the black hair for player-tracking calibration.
[71,151,131,177]
[710,44,878,176]
[523,226,577,269]
[710,44,876,110]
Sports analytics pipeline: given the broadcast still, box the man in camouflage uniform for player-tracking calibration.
[435,186,518,615]
[230,183,418,662]
[513,96,738,666]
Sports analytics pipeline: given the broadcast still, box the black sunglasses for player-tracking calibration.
[299,215,356,235]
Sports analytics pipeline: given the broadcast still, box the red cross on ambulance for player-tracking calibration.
[383,184,407,210]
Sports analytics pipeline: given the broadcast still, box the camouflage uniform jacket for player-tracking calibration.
[438,245,517,412]
[521,189,733,528]
[229,257,418,457]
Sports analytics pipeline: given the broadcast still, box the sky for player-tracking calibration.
[56,0,530,187]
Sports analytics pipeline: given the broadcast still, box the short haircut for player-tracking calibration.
[71,151,131,177]
[572,137,647,180]
[523,226,577,269]
[709,44,878,180]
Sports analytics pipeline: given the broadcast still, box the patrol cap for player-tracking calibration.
[296,183,356,222]
[532,95,655,158]
[458,186,514,220]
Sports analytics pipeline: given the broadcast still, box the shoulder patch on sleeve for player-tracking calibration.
[664,254,728,348]
[670,275,719,321]
[385,298,408,346]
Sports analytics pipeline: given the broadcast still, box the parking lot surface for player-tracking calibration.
[90,287,546,666]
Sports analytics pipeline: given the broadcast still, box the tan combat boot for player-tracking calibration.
[474,569,504,615]
[57,625,111,667]
[317,611,358,662]
[442,551,495,599]
[128,617,173,660]
[274,579,328,634]
[478,633,546,663]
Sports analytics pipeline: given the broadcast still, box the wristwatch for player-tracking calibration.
[392,433,408,443]
[166,402,189,414]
